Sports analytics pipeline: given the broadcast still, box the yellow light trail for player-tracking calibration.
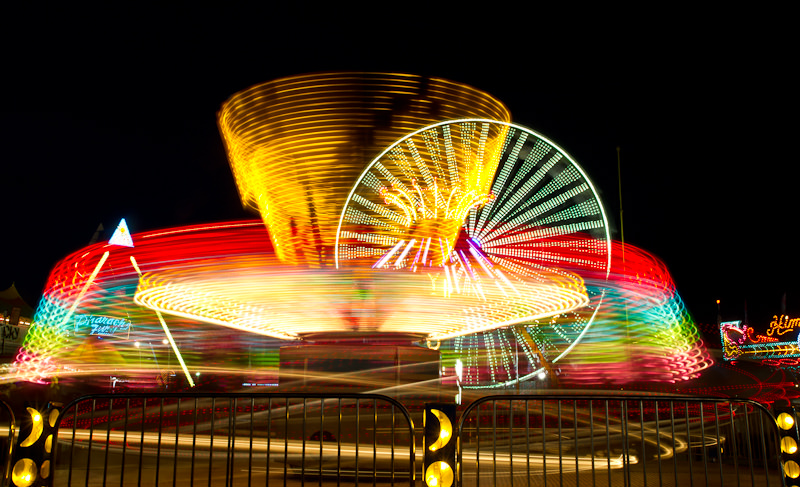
[130,256,195,387]
[59,251,109,329]
[218,72,511,267]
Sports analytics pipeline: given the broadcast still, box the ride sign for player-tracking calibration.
[721,315,800,362]
[74,314,131,338]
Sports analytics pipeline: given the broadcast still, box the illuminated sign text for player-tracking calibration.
[74,314,131,338]
[767,314,800,337]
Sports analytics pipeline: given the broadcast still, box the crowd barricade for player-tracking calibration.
[5,392,800,487]
[41,392,415,487]
[456,394,789,487]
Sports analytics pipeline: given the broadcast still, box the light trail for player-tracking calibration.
[61,430,630,474]
[131,256,194,387]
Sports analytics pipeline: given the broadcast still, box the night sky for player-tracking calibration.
[1,7,794,330]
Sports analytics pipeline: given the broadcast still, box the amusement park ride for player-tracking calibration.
[10,73,713,394]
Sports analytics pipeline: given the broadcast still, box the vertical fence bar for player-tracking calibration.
[670,401,677,487]
[302,398,307,485]
[542,400,546,487]
[558,400,563,487]
[249,397,254,487]
[336,398,341,487]
[476,402,481,487]
[67,404,77,487]
[574,399,579,487]
[758,412,770,487]
[103,398,112,487]
[743,405,754,487]
[156,397,164,487]
[605,400,611,487]
[86,398,96,487]
[208,397,217,487]
[627,400,634,487]
[319,398,324,486]
[138,398,145,487]
[373,398,377,487]
[524,399,530,487]
[701,403,709,486]
[391,404,396,485]
[621,400,628,487]
[730,403,739,487]
[714,403,723,486]
[685,401,693,487]
[457,405,462,487]
[227,397,235,487]
[355,397,360,486]
[283,397,289,486]
[267,396,272,487]
[640,400,646,487]
[492,400,497,485]
[493,400,498,487]
[191,397,198,487]
[509,399,514,484]
[655,400,662,487]
[408,402,415,487]
[174,398,181,487]
[121,398,130,487]
[589,400,595,487]
[0,401,12,485]
[209,397,216,487]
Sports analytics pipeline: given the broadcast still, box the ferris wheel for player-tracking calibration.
[335,119,611,387]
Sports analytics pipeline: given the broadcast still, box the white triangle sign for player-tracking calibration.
[108,218,134,247]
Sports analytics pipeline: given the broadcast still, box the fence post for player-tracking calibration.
[9,402,61,487]
[776,406,800,484]
[0,400,15,487]
[424,403,456,487]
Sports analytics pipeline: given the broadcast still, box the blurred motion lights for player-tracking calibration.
[219,73,510,267]
[12,73,710,388]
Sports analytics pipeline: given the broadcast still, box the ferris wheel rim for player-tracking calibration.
[334,118,612,278]
[334,117,613,385]
[468,290,608,389]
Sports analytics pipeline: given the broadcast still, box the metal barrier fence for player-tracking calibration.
[6,392,792,487]
[0,399,14,487]
[48,393,415,487]
[456,395,785,487]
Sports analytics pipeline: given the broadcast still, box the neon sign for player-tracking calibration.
[721,318,800,362]
[74,314,131,338]
[767,315,800,337]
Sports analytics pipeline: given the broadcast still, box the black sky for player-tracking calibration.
[1,6,795,328]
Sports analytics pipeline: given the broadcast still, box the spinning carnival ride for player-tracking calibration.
[12,73,711,388]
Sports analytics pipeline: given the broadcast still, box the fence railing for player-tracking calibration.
[456,394,786,487]
[3,392,795,487]
[48,393,416,487]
